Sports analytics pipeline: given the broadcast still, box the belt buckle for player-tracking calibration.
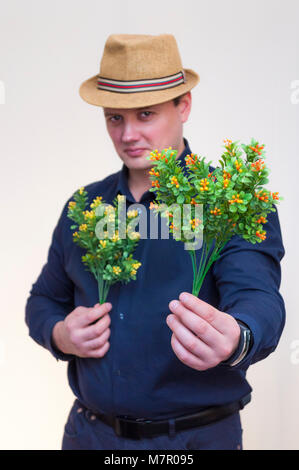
[114,416,152,439]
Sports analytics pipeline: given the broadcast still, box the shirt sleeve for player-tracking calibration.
[212,204,286,371]
[25,198,76,362]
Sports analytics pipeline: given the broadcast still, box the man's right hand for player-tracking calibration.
[52,302,112,358]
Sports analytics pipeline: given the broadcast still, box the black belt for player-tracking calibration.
[80,393,251,440]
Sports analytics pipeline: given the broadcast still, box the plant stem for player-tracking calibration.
[190,237,230,297]
[102,280,111,304]
[97,275,104,304]
[194,241,209,291]
[188,250,197,283]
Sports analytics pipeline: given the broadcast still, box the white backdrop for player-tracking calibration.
[0,0,298,450]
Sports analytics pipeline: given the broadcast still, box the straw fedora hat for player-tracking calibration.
[79,33,200,109]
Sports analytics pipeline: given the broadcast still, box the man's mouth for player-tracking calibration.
[124,148,147,157]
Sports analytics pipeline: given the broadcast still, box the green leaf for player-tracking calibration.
[259,178,269,185]
[177,194,185,204]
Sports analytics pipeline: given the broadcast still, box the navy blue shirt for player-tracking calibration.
[25,138,286,420]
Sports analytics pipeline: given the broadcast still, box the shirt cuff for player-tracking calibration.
[44,316,75,362]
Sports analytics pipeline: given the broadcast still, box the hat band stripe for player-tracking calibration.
[98,71,184,86]
[97,71,185,93]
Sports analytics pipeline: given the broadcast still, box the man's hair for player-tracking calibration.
[173,93,186,107]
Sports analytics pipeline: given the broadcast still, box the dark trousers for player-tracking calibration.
[61,399,243,450]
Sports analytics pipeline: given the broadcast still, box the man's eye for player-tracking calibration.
[109,115,122,122]
[140,111,152,118]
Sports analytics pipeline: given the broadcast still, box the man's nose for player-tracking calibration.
[121,121,140,143]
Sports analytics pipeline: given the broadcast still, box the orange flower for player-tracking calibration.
[149,201,159,210]
[255,190,269,202]
[199,178,209,192]
[210,207,222,216]
[250,144,264,156]
[148,168,160,177]
[223,139,232,148]
[185,153,198,166]
[189,218,201,230]
[234,160,243,173]
[251,159,265,172]
[228,193,243,204]
[256,230,266,240]
[170,176,179,188]
[149,150,161,161]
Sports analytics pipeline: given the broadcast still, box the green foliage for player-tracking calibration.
[146,139,283,296]
[67,190,142,304]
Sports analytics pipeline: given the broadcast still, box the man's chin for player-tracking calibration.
[122,153,153,169]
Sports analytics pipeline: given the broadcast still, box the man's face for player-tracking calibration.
[103,92,191,171]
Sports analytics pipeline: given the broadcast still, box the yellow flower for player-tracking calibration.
[68,201,76,209]
[112,266,122,275]
[90,196,103,208]
[132,262,141,270]
[79,224,87,231]
[127,209,138,218]
[128,231,141,240]
[83,210,96,220]
[111,230,119,242]
[130,269,137,276]
[99,240,106,248]
[79,187,85,195]
[104,205,115,216]
[73,231,79,238]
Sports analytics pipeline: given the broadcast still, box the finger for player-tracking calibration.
[166,314,213,361]
[171,334,209,371]
[178,292,228,334]
[79,303,112,328]
[168,300,223,348]
[84,328,111,351]
[86,341,110,359]
[81,313,111,341]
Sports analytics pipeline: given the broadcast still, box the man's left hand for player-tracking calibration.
[166,292,241,371]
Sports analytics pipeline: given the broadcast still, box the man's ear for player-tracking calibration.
[179,91,192,124]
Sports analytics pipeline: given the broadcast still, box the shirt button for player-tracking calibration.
[119,313,124,320]
[77,407,83,414]
[90,414,96,421]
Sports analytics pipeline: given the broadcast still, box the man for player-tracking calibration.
[25,34,286,450]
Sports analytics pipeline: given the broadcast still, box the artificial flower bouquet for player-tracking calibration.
[147,139,282,297]
[67,189,142,304]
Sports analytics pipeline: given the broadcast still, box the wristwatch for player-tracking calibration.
[221,321,253,367]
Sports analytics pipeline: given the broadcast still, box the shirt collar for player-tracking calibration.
[115,137,192,203]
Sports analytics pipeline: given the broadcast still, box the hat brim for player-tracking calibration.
[79,69,200,109]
